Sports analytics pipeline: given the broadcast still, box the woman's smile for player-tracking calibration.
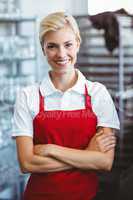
[54,59,70,67]
[43,24,79,73]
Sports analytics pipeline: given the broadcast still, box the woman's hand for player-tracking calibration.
[86,130,116,153]
[34,144,58,157]
[34,144,45,156]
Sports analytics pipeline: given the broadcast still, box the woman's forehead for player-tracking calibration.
[44,25,76,42]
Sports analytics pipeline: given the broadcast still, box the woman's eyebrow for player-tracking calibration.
[47,42,57,45]
[48,40,73,45]
[46,40,73,47]
[64,40,73,43]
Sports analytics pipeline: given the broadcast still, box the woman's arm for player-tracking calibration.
[87,127,116,152]
[16,136,73,174]
[37,127,115,171]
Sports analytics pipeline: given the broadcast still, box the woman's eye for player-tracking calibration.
[47,45,55,49]
[65,43,73,48]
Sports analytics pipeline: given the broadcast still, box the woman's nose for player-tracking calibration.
[56,46,67,58]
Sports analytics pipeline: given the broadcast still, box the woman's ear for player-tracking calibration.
[76,39,80,52]
[76,41,80,53]
[41,45,46,56]
[43,48,46,56]
[41,41,45,55]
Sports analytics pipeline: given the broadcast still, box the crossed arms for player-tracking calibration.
[16,127,116,174]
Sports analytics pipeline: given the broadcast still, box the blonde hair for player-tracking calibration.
[39,11,81,48]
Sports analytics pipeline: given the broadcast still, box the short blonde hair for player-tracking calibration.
[39,11,81,48]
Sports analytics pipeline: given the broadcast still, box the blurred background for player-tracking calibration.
[0,0,133,199]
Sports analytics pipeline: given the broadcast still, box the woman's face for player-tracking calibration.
[43,24,80,74]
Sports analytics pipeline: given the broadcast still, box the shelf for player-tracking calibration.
[0,56,36,62]
[0,14,37,22]
[0,3,38,199]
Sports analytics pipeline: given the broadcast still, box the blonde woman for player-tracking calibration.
[12,12,120,200]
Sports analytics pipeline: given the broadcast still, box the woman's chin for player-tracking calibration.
[51,67,74,74]
[53,70,68,75]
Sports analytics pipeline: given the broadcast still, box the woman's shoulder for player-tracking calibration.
[16,83,40,106]
[20,82,39,95]
[86,80,107,97]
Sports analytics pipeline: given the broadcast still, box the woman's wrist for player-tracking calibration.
[34,144,63,157]
[46,144,62,157]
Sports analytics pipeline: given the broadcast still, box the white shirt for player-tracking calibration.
[12,69,120,138]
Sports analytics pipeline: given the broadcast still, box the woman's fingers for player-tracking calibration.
[95,132,116,152]
[34,144,51,156]
[96,132,116,143]
[87,130,116,152]
[100,143,116,152]
[34,145,44,155]
[98,136,116,145]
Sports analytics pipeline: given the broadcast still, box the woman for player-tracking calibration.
[12,12,120,200]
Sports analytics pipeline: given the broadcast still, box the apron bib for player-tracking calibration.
[23,84,98,200]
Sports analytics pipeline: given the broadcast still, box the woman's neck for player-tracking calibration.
[49,69,78,92]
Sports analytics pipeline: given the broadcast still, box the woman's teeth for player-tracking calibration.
[56,60,69,65]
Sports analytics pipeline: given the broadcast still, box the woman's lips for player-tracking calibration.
[55,59,69,65]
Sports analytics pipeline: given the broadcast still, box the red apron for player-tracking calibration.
[23,84,98,200]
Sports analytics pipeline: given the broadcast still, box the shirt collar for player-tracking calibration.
[40,69,87,96]
[70,69,86,94]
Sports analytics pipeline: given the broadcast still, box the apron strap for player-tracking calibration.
[85,84,89,96]
[85,84,92,110]
[39,89,45,112]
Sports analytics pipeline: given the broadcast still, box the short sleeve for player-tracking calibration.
[12,88,33,138]
[93,84,120,130]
